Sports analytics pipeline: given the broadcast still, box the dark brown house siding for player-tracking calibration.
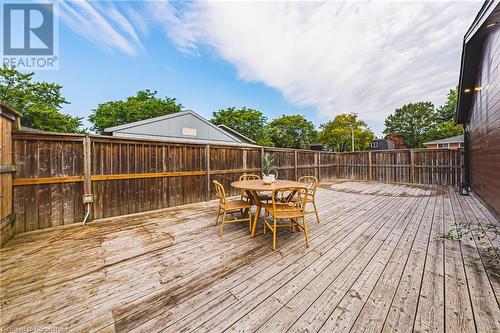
[468,26,500,213]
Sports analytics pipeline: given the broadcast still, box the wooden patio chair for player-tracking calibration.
[238,173,271,203]
[213,180,252,237]
[262,186,309,250]
[297,176,320,224]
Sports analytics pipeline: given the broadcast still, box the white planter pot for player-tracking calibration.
[262,174,275,184]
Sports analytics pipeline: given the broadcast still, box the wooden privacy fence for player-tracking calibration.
[0,105,20,246]
[10,132,463,233]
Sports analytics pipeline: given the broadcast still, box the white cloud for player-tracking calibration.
[124,6,150,37]
[151,0,483,132]
[58,1,141,55]
[144,1,206,55]
[57,1,483,134]
[106,5,144,52]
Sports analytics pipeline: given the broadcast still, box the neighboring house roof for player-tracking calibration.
[103,110,259,147]
[457,0,500,124]
[217,124,255,144]
[19,126,46,133]
[423,135,464,145]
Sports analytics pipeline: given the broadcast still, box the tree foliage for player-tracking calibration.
[267,115,316,149]
[436,88,458,122]
[0,66,83,133]
[210,107,271,145]
[383,89,462,148]
[317,113,375,151]
[424,119,463,142]
[425,88,462,141]
[254,129,275,147]
[88,90,182,133]
[383,102,436,148]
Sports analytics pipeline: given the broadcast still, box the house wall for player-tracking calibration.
[369,140,394,150]
[468,26,500,214]
[425,143,462,150]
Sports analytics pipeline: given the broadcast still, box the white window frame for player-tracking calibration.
[182,127,198,136]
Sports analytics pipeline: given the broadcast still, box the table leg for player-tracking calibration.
[242,190,254,217]
[251,205,261,237]
[247,190,263,237]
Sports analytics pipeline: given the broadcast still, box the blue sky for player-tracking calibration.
[33,0,319,133]
[31,1,483,135]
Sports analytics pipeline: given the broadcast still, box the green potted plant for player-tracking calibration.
[262,153,278,184]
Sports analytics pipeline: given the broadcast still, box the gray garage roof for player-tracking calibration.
[103,110,259,147]
[423,135,464,145]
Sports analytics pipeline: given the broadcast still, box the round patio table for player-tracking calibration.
[231,179,306,237]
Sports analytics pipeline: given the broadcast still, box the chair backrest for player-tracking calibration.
[271,186,307,217]
[239,174,260,200]
[239,173,261,181]
[298,176,319,197]
[212,180,226,206]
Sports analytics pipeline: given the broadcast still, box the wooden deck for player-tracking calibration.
[1,181,499,332]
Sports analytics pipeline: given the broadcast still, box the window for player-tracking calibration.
[182,127,197,136]
[459,142,464,148]
[438,143,449,148]
[370,142,379,148]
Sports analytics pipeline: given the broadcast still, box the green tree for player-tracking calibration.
[436,88,458,122]
[210,107,271,145]
[89,90,182,133]
[424,120,463,143]
[317,113,375,151]
[0,66,83,133]
[383,102,436,148]
[425,87,463,141]
[255,127,275,147]
[267,115,317,149]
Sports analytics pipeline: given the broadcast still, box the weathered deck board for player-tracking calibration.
[340,184,433,333]
[449,189,500,332]
[413,192,445,333]
[134,185,385,332]
[442,188,476,332]
[1,181,499,333]
[258,186,423,333]
[209,186,410,333]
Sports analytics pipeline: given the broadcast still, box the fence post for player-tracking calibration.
[242,149,247,172]
[317,152,321,181]
[82,136,93,221]
[294,149,298,181]
[261,147,265,176]
[336,152,340,179]
[410,149,415,184]
[205,144,210,200]
[83,136,92,193]
[368,151,372,181]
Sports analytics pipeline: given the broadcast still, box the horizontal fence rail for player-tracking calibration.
[11,132,463,233]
